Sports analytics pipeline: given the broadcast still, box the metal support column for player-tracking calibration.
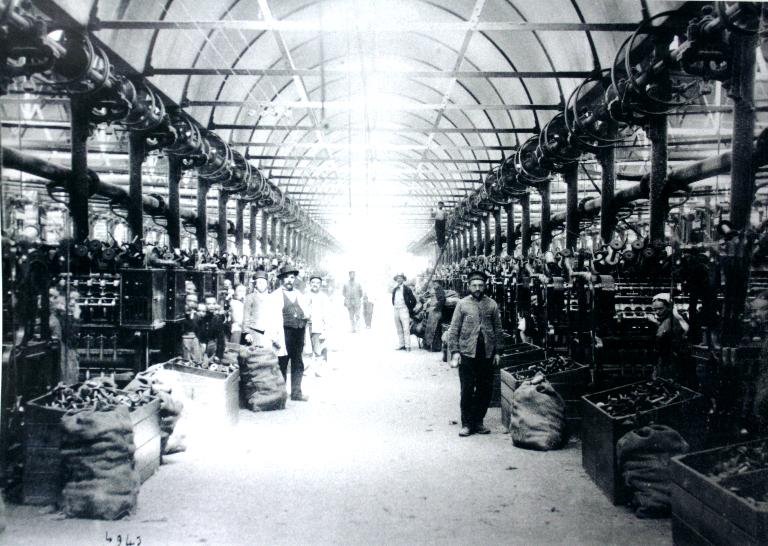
[493,208,502,255]
[260,210,268,255]
[483,216,491,256]
[599,124,618,244]
[468,223,475,256]
[196,180,210,251]
[235,200,245,255]
[540,180,552,252]
[475,219,483,256]
[729,32,759,231]
[270,216,277,254]
[217,191,228,255]
[521,193,531,256]
[167,155,182,249]
[127,133,146,241]
[69,97,91,242]
[506,202,515,255]
[564,163,579,251]
[723,30,759,345]
[249,205,258,256]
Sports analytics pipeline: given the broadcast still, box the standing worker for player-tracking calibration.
[275,265,310,401]
[306,273,330,377]
[431,201,447,249]
[392,273,417,351]
[343,270,364,333]
[243,270,283,351]
[446,270,503,437]
[650,293,690,383]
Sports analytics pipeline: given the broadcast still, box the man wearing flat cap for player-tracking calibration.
[392,273,417,351]
[446,269,503,437]
[306,273,330,376]
[275,264,311,401]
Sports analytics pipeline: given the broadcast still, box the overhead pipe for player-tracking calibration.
[524,130,768,234]
[2,147,231,235]
[1,8,340,251]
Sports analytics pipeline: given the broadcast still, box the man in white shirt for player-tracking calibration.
[431,201,447,248]
[243,270,283,351]
[391,273,417,351]
[306,274,330,376]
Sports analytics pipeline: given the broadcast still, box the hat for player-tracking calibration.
[652,293,671,303]
[467,270,487,282]
[309,273,323,282]
[393,273,406,282]
[254,269,268,280]
[276,264,299,278]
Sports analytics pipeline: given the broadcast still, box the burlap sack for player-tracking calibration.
[509,376,567,450]
[240,346,287,411]
[60,406,140,520]
[617,424,690,518]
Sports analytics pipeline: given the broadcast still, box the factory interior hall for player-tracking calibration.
[1,0,768,544]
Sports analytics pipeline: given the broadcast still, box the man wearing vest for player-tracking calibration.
[276,265,310,401]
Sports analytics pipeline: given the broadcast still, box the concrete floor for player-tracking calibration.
[4,313,672,545]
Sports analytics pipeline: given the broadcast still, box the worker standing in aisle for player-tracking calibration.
[276,265,310,401]
[392,273,417,351]
[306,273,330,377]
[342,270,363,332]
[243,270,283,351]
[446,270,503,437]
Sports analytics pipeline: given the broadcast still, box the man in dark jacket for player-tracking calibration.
[392,273,417,351]
[446,270,503,437]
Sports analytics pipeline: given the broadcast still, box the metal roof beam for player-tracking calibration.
[148,68,592,79]
[201,100,561,111]
[211,123,536,134]
[94,21,638,32]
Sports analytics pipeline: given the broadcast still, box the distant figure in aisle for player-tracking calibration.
[362,293,374,329]
[446,270,503,437]
[650,293,690,383]
[307,274,330,377]
[431,201,447,249]
[243,270,283,350]
[276,265,310,401]
[392,273,417,351]
[343,270,364,332]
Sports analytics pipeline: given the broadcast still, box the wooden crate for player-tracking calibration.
[22,394,161,506]
[581,380,707,506]
[162,363,239,426]
[495,343,545,409]
[500,359,589,434]
[670,440,768,545]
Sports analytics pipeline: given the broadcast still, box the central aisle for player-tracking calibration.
[6,301,672,545]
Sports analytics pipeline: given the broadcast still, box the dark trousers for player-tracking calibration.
[278,326,306,397]
[435,219,446,248]
[458,337,494,429]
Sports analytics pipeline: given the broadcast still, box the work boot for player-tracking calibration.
[474,424,491,435]
[291,394,309,402]
[458,426,472,437]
